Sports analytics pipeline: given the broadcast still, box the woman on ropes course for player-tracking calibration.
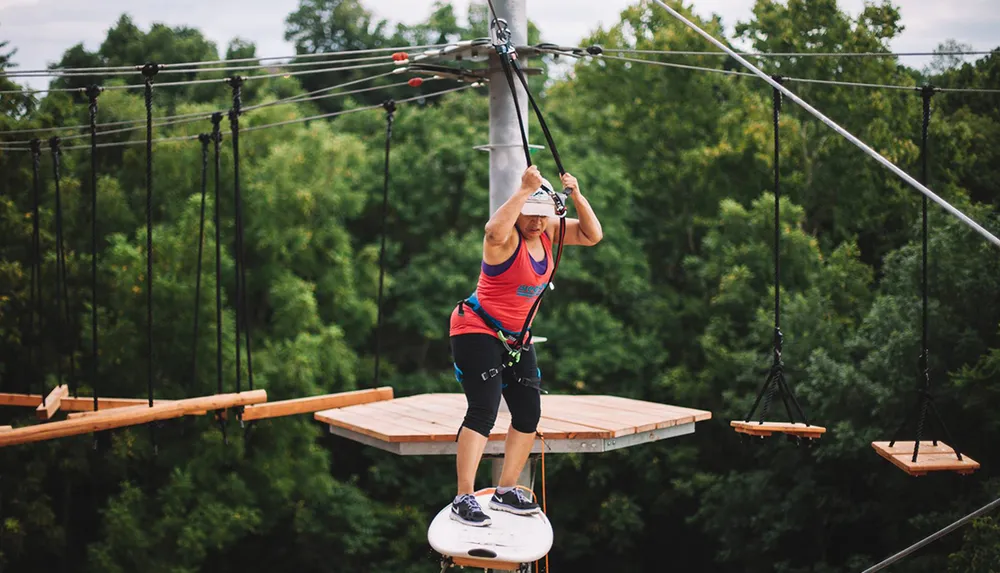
[448,165,603,526]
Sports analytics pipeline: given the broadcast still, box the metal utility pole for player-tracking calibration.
[487,0,528,216]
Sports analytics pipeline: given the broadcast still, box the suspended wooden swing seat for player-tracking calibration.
[872,441,980,477]
[731,420,826,439]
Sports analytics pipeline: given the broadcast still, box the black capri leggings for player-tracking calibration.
[450,333,542,438]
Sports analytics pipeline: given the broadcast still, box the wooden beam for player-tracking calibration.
[0,392,44,407]
[241,386,394,422]
[1,393,176,412]
[0,390,267,448]
[66,400,182,419]
[0,426,12,432]
[61,396,177,412]
[36,385,69,420]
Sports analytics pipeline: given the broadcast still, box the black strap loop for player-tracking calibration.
[86,84,101,411]
[49,136,75,398]
[210,113,227,444]
[141,66,158,453]
[29,139,43,399]
[374,99,396,387]
[919,85,933,385]
[191,133,211,394]
[227,75,253,417]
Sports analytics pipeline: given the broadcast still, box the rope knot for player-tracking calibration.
[48,136,61,153]
[140,62,160,79]
[198,133,211,146]
[586,44,604,55]
[382,98,396,115]
[84,84,102,102]
[29,138,41,155]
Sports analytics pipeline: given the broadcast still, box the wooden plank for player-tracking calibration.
[540,400,650,436]
[61,396,175,412]
[731,421,826,438]
[320,401,465,442]
[0,426,12,432]
[0,390,267,448]
[242,387,393,421]
[549,397,694,430]
[394,394,612,440]
[872,441,980,476]
[352,400,469,440]
[66,401,193,420]
[584,395,712,422]
[36,385,69,420]
[0,392,178,413]
[317,407,446,443]
[0,392,44,407]
[451,556,521,571]
[386,395,538,439]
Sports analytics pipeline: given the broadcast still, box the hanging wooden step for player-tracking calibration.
[731,420,826,439]
[872,441,980,476]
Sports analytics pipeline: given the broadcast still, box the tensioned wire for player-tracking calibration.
[4,54,398,78]
[0,68,409,136]
[0,59,406,95]
[4,42,452,75]
[545,48,1000,94]
[0,70,431,144]
[0,82,480,152]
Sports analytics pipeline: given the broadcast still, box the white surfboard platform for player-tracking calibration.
[428,488,553,570]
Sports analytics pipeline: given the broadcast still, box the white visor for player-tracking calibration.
[520,179,566,217]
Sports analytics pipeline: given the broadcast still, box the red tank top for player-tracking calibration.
[450,228,554,339]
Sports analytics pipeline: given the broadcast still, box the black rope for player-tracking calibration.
[191,134,210,389]
[49,136,73,399]
[86,84,101,411]
[485,5,569,354]
[227,75,253,426]
[210,113,227,444]
[141,62,159,454]
[886,86,964,463]
[912,84,932,458]
[29,139,43,401]
[374,99,395,387]
[740,78,814,437]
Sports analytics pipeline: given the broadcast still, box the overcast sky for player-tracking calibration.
[2,0,998,90]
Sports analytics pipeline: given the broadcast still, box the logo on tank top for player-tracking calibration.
[516,284,546,298]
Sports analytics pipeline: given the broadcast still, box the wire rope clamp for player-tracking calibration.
[84,84,102,102]
[140,62,160,80]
